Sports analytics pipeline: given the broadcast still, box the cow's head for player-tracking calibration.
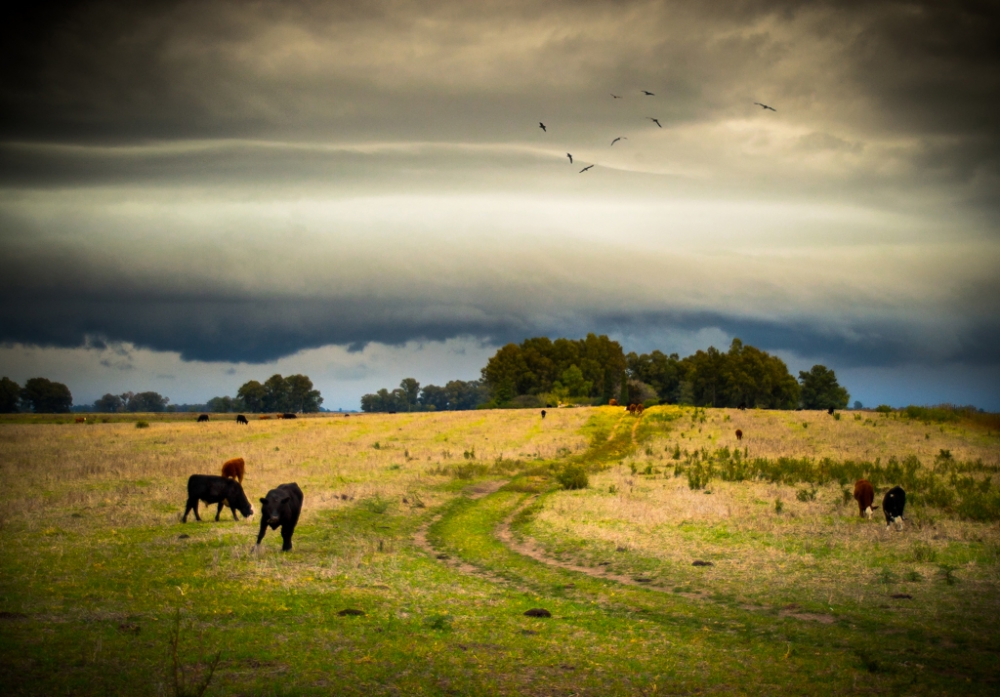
[261,490,291,525]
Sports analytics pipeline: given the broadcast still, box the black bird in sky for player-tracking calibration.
[642,90,655,96]
[754,102,776,111]
[539,122,547,131]
[610,137,626,146]
[579,165,594,173]
[610,93,621,99]
[567,153,573,163]
[647,117,662,128]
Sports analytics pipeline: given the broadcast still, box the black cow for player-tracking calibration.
[541,409,546,419]
[882,486,906,530]
[182,475,253,522]
[197,414,209,423]
[257,483,303,552]
[828,407,835,415]
[236,414,249,425]
[281,413,297,419]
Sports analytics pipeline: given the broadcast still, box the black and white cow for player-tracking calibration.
[882,486,906,530]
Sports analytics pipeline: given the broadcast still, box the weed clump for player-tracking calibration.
[557,464,589,490]
[135,421,149,429]
[774,498,784,514]
[909,541,937,563]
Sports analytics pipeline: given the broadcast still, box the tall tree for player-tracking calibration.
[263,374,290,412]
[128,391,169,412]
[93,393,124,413]
[236,380,266,413]
[0,377,21,413]
[20,377,73,413]
[286,374,323,412]
[399,378,420,412]
[799,365,850,410]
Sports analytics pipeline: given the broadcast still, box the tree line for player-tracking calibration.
[361,334,850,412]
[0,377,73,413]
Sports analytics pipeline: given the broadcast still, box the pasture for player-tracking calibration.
[1,407,998,696]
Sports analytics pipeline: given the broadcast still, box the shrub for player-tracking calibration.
[774,498,784,514]
[909,541,937,563]
[875,405,893,414]
[557,464,589,490]
[135,421,149,429]
[796,487,817,502]
[362,495,390,514]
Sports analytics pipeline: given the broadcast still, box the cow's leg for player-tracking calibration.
[231,504,239,521]
[215,502,224,521]
[280,524,293,552]
[256,521,268,546]
[182,498,194,523]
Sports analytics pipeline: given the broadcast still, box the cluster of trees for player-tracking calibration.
[481,334,627,406]
[362,335,851,412]
[361,379,490,413]
[211,374,324,413]
[626,338,849,410]
[0,377,73,413]
[93,391,171,413]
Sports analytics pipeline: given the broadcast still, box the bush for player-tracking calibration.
[135,421,149,429]
[875,405,893,414]
[557,464,589,490]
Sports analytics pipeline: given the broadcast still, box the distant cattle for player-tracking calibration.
[281,413,297,419]
[388,411,397,415]
[257,483,303,552]
[182,475,253,522]
[197,414,209,423]
[221,457,246,484]
[609,399,619,407]
[236,414,249,425]
[883,486,906,530]
[828,407,835,415]
[259,415,271,420]
[627,403,637,415]
[735,429,743,441]
[540,409,546,419]
[738,402,747,411]
[636,404,644,415]
[75,417,86,423]
[853,479,877,519]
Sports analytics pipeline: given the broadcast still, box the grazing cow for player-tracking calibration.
[221,457,246,484]
[738,402,747,411]
[627,403,637,415]
[828,407,835,415]
[636,403,645,415]
[281,413,297,419]
[182,475,253,522]
[883,486,906,530]
[257,483,303,552]
[540,409,547,419]
[197,414,209,423]
[75,417,86,423]
[259,415,271,420]
[735,429,743,441]
[236,414,249,425]
[853,479,877,519]
[609,399,619,407]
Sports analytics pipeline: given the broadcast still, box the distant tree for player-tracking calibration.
[627,379,657,405]
[286,374,323,413]
[854,400,863,410]
[20,377,73,413]
[360,387,406,413]
[399,378,420,412]
[263,374,290,412]
[419,384,449,411]
[0,377,21,413]
[93,393,124,413]
[237,380,266,413]
[799,365,850,410]
[207,396,238,413]
[128,391,169,413]
[627,350,682,403]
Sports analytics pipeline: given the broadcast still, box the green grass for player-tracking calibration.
[1,406,998,695]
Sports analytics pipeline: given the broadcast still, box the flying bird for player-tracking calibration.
[610,93,621,99]
[539,122,547,131]
[579,165,594,173]
[642,90,655,96]
[647,117,662,128]
[567,153,573,163]
[610,137,626,146]
[753,102,776,111]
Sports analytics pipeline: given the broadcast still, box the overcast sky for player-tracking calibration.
[2,0,998,410]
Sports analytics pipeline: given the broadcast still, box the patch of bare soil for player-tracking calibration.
[778,604,836,624]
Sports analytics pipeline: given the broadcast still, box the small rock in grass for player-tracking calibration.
[615,546,627,552]
[523,608,551,618]
[521,629,538,635]
[891,593,913,599]
[436,553,450,560]
[338,608,365,617]
[692,560,713,567]
[634,577,652,583]
[177,534,190,540]
[597,561,610,566]
[117,623,140,635]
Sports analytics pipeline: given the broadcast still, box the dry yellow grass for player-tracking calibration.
[0,409,589,533]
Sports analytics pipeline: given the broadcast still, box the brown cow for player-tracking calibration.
[735,429,743,441]
[259,415,271,420]
[221,457,246,484]
[635,403,645,415]
[627,403,637,415]
[853,479,877,519]
[75,417,86,423]
[609,398,619,407]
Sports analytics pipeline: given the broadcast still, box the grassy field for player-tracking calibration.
[0,407,998,695]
